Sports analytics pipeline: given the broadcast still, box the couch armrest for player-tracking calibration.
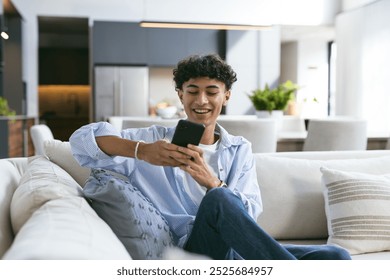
[0,158,27,258]
[3,197,132,260]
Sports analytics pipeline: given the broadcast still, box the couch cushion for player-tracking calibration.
[83,168,174,260]
[321,167,390,255]
[0,158,27,258]
[256,154,390,240]
[44,139,91,186]
[10,156,83,234]
[3,197,131,260]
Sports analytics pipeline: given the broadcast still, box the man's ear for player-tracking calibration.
[224,91,231,106]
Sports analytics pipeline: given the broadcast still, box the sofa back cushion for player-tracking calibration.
[44,139,91,186]
[7,156,130,259]
[255,152,390,240]
[10,156,84,234]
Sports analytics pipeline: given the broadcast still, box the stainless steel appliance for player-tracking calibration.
[94,66,149,121]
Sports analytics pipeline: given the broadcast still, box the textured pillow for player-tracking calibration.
[256,154,390,240]
[10,156,83,234]
[321,167,390,255]
[83,168,174,260]
[44,139,91,186]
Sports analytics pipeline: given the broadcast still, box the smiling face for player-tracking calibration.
[173,54,237,143]
[178,77,230,138]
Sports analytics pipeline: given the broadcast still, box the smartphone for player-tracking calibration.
[171,119,205,147]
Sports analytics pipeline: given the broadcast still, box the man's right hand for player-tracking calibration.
[137,140,192,167]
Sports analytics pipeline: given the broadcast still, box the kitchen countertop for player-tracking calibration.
[107,115,389,140]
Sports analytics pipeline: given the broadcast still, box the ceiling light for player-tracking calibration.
[140,21,271,30]
[1,31,9,40]
[1,15,9,40]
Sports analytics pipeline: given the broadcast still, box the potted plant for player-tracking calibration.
[0,97,16,117]
[248,80,299,118]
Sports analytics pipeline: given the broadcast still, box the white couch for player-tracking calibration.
[1,139,390,260]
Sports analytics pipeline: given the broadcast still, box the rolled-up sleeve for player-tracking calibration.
[69,122,122,167]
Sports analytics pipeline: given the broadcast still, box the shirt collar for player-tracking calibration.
[216,122,246,148]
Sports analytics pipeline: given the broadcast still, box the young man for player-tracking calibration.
[69,54,351,260]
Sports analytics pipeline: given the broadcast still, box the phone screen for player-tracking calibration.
[171,120,205,147]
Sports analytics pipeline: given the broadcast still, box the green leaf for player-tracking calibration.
[0,97,16,116]
[247,80,299,112]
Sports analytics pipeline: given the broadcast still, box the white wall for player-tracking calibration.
[225,27,280,115]
[297,40,329,118]
[281,39,329,118]
[279,0,340,25]
[335,0,390,134]
[225,31,260,115]
[342,0,377,11]
[149,67,178,108]
[281,42,298,82]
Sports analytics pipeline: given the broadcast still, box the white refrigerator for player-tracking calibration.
[94,66,149,121]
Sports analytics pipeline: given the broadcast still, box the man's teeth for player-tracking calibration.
[194,109,209,114]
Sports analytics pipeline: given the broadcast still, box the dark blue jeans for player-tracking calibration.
[184,188,351,260]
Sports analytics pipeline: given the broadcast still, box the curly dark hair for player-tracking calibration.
[173,54,237,91]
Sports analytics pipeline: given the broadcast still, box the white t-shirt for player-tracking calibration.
[182,139,220,206]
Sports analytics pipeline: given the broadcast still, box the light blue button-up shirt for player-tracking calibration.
[69,121,262,247]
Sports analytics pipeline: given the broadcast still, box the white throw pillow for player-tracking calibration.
[44,139,91,186]
[321,167,390,255]
[256,155,390,240]
[10,156,83,234]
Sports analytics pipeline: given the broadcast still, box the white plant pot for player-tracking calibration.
[256,110,283,131]
[256,110,283,119]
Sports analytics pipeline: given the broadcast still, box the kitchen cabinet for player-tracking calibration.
[92,22,148,65]
[147,28,189,66]
[147,28,221,66]
[187,29,223,58]
[43,117,89,141]
[92,21,223,66]
[38,85,91,141]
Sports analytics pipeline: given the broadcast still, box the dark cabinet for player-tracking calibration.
[92,21,223,66]
[187,29,222,57]
[147,28,189,66]
[147,28,221,66]
[93,22,148,65]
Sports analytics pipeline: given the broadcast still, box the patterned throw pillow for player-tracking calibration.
[83,168,174,260]
[321,166,390,255]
